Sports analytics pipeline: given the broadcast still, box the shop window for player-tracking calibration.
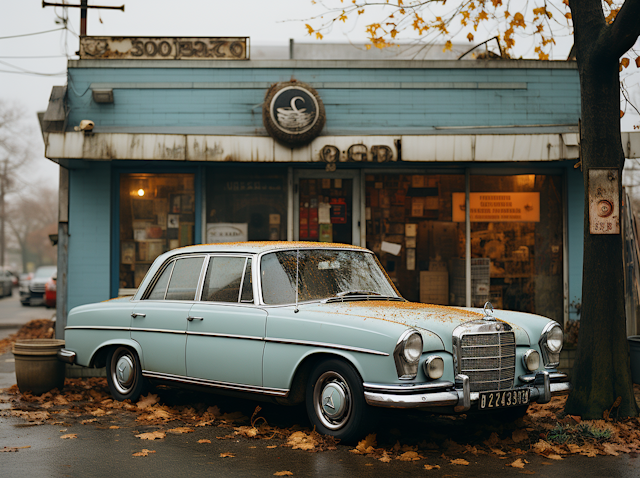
[120,174,196,290]
[299,178,353,244]
[468,175,563,323]
[206,168,288,243]
[365,174,465,302]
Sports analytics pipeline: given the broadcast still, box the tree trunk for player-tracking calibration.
[564,2,639,418]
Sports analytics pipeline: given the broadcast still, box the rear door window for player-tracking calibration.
[165,257,205,301]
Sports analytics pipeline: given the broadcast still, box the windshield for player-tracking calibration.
[35,267,57,279]
[260,249,398,305]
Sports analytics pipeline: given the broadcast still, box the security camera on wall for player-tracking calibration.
[74,120,94,132]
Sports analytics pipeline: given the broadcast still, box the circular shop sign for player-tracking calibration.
[263,82,325,146]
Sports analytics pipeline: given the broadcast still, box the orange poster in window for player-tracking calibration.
[452,192,540,222]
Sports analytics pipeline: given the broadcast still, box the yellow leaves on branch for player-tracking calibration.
[443,41,453,52]
[512,12,526,28]
[620,58,630,71]
[636,57,640,69]
[467,32,474,42]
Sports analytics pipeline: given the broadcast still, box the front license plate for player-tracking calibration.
[478,389,530,410]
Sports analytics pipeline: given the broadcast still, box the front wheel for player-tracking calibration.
[305,359,369,443]
[106,346,146,402]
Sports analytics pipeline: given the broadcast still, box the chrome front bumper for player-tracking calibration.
[57,348,77,364]
[363,371,571,411]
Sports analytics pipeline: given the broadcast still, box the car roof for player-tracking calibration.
[173,241,368,255]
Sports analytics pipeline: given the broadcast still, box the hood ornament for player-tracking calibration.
[483,301,496,321]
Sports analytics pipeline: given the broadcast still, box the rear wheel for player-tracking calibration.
[305,359,369,443]
[106,346,146,401]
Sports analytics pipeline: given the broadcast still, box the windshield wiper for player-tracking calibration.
[325,294,405,303]
[336,290,381,297]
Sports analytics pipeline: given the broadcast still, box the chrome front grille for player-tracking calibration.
[457,329,516,392]
[30,283,46,293]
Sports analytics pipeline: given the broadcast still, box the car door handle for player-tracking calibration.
[186,316,204,322]
[131,313,146,318]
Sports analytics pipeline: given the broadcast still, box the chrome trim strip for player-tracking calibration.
[263,337,389,356]
[518,372,569,384]
[188,331,263,341]
[363,381,454,393]
[63,326,386,356]
[141,371,289,397]
[66,326,130,331]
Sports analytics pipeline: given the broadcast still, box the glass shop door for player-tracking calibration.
[294,171,361,246]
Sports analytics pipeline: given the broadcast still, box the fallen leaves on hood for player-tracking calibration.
[60,434,77,439]
[136,431,166,440]
[197,439,211,444]
[132,449,156,457]
[423,464,440,470]
[450,458,469,465]
[273,472,293,476]
[219,452,235,458]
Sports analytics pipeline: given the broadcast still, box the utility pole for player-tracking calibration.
[0,160,6,269]
[42,1,124,36]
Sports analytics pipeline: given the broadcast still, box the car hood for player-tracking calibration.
[303,300,532,352]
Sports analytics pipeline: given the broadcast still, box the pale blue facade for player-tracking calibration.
[56,58,583,322]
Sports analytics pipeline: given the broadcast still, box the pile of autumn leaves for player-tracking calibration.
[3,377,640,469]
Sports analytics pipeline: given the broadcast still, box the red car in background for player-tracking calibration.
[45,274,56,308]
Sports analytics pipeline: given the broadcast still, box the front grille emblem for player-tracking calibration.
[483,301,496,321]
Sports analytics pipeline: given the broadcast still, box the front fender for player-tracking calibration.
[88,339,144,369]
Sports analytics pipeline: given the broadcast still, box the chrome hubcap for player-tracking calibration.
[313,371,352,430]
[111,349,136,394]
[321,382,346,419]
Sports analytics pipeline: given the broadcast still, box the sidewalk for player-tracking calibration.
[0,290,54,330]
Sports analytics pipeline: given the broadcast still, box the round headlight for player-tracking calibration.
[424,355,444,380]
[522,349,540,372]
[402,332,423,363]
[546,324,563,353]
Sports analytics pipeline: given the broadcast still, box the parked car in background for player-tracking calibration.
[20,266,57,306]
[45,274,57,308]
[59,243,570,442]
[0,269,14,298]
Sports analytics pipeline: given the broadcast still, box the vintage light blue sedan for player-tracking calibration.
[59,242,570,441]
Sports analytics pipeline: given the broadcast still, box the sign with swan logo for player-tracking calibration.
[263,81,326,146]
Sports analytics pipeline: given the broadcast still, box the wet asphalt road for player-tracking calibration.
[2,294,640,477]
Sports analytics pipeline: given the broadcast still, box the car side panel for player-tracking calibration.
[65,299,136,367]
[263,307,402,390]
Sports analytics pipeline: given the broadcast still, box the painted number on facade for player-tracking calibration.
[80,37,248,60]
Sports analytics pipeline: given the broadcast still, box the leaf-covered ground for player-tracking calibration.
[2,376,640,471]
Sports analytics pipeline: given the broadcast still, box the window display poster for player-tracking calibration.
[319,224,333,242]
[330,198,348,224]
[206,223,248,243]
[452,193,540,222]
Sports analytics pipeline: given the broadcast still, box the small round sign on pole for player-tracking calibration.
[262,81,326,146]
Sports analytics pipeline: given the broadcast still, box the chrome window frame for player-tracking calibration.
[255,246,399,307]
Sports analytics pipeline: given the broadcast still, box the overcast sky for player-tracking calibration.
[1,1,639,192]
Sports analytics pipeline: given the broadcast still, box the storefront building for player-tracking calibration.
[42,36,631,336]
